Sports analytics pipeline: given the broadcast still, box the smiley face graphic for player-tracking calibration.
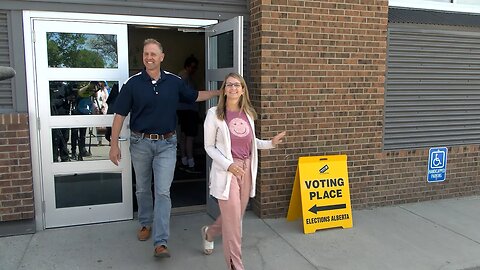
[228,118,250,138]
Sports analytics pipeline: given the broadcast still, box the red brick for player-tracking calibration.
[0,113,33,221]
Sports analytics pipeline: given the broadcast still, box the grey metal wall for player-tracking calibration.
[0,11,13,110]
[385,24,480,150]
[1,0,248,21]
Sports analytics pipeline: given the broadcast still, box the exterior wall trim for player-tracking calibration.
[22,11,43,230]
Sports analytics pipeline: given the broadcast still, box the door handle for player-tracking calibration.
[118,137,127,141]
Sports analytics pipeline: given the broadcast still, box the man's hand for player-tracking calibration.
[196,90,220,102]
[109,114,126,165]
[109,144,121,166]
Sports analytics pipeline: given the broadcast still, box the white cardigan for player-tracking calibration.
[204,106,274,200]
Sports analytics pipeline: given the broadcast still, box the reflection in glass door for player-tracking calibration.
[33,20,132,228]
[205,16,244,218]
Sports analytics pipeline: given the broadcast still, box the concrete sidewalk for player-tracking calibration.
[1,196,479,270]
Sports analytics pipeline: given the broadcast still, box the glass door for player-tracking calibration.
[33,20,132,228]
[205,16,244,218]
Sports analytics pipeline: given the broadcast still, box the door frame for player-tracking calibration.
[23,10,218,231]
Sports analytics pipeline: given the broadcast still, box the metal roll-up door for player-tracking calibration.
[385,24,480,150]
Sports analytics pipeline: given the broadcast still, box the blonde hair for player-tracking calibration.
[143,38,163,52]
[216,73,257,121]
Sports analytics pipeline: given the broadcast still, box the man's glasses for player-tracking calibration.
[225,83,242,88]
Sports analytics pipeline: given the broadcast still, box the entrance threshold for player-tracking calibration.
[172,205,206,216]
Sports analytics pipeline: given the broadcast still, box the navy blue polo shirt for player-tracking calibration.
[113,69,198,134]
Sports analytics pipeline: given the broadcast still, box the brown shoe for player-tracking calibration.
[154,245,171,258]
[137,226,151,241]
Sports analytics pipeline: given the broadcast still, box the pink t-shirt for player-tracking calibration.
[226,110,253,159]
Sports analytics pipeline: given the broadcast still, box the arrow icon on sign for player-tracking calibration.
[309,204,347,214]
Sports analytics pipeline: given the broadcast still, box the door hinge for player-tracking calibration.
[37,117,40,130]
[32,30,36,43]
[42,201,45,213]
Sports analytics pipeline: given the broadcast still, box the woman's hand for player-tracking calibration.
[228,163,245,178]
[272,131,286,147]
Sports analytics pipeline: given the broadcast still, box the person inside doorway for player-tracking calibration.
[109,38,219,258]
[201,72,286,270]
[177,54,200,173]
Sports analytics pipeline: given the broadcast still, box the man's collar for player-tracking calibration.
[141,69,164,82]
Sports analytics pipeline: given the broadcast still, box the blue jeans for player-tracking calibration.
[130,132,177,247]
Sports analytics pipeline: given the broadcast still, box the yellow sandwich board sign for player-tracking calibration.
[287,155,353,234]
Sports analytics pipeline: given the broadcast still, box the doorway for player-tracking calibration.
[127,26,208,213]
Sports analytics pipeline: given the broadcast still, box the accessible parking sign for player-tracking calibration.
[427,147,447,182]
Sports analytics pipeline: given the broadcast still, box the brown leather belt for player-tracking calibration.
[132,131,176,140]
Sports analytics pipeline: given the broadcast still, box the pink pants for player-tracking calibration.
[207,158,252,270]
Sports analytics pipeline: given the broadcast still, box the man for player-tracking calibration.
[109,39,219,258]
[72,81,97,161]
[177,55,200,173]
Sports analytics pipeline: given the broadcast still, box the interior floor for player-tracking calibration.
[171,150,207,208]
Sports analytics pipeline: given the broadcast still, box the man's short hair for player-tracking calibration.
[143,38,163,52]
[184,54,199,69]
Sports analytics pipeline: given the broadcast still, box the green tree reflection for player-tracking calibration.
[47,33,118,68]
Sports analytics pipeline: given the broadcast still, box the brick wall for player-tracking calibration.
[0,113,34,221]
[248,0,479,218]
[366,147,480,206]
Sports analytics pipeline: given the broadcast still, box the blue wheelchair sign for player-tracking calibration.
[427,147,447,182]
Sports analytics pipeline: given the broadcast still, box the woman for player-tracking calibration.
[202,73,286,270]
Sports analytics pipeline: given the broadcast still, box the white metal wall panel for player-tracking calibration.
[0,11,13,110]
[385,25,480,150]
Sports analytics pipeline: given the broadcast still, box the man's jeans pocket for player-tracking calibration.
[130,133,142,144]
